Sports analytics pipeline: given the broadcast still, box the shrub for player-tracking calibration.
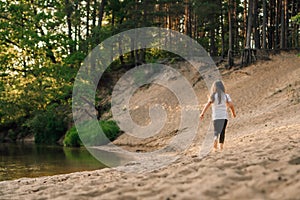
[99,120,120,141]
[63,120,120,147]
[63,126,82,147]
[7,129,17,141]
[28,109,67,144]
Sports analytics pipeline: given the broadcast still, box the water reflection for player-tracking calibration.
[88,146,135,167]
[0,143,106,181]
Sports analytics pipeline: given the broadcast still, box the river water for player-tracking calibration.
[0,143,106,181]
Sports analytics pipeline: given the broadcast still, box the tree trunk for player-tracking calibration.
[188,1,192,37]
[269,0,275,49]
[242,0,255,66]
[243,0,248,47]
[165,3,172,30]
[228,0,234,67]
[92,0,97,28]
[233,0,238,51]
[86,0,90,38]
[220,0,225,58]
[280,0,285,48]
[65,0,74,53]
[184,0,189,35]
[284,0,289,48]
[253,0,260,49]
[74,1,79,51]
[98,0,107,27]
[118,36,125,66]
[210,27,217,56]
[193,13,198,40]
[262,0,267,49]
[275,0,281,49]
[130,38,135,64]
[85,0,90,53]
[246,0,253,49]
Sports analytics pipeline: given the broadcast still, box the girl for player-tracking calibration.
[200,80,236,151]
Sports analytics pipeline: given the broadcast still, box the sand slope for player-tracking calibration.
[0,52,299,200]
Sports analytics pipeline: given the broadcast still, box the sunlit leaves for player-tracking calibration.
[292,12,300,24]
[0,0,75,125]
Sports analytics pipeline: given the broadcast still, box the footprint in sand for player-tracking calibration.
[288,157,300,165]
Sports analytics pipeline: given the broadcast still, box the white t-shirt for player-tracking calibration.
[211,93,232,120]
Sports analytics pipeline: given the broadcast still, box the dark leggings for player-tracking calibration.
[213,119,228,143]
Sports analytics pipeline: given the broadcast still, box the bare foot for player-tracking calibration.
[220,143,224,151]
[213,140,218,150]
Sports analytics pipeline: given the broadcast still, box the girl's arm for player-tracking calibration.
[200,101,212,120]
[227,101,236,118]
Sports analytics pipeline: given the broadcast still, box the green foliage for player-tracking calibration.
[63,126,82,147]
[100,120,120,141]
[0,0,75,127]
[292,12,300,24]
[146,49,179,63]
[65,52,87,67]
[63,147,104,167]
[291,13,300,56]
[7,129,17,141]
[27,108,67,144]
[1,0,299,144]
[63,120,120,147]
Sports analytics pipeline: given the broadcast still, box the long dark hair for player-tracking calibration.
[210,80,225,104]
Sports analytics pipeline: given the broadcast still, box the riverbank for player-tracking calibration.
[0,143,105,181]
[1,124,299,199]
[0,53,299,199]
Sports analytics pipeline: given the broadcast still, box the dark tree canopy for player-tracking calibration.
[0,0,299,142]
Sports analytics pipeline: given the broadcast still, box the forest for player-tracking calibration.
[0,0,299,145]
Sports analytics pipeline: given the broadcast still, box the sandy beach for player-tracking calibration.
[0,52,299,200]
